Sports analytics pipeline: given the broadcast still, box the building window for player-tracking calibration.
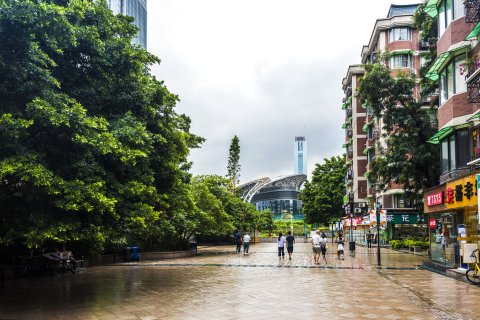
[438,0,464,37]
[389,28,411,42]
[390,54,412,69]
[439,54,467,105]
[441,130,470,173]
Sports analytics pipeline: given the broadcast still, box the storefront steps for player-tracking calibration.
[422,260,473,285]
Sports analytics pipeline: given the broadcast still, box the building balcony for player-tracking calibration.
[346,107,352,117]
[347,129,353,137]
[347,150,353,159]
[465,0,480,23]
[439,167,472,184]
[467,67,480,103]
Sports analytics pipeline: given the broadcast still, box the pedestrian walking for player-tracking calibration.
[234,230,242,253]
[285,231,295,260]
[337,236,345,260]
[311,230,322,265]
[366,231,373,248]
[243,232,251,255]
[278,232,286,258]
[320,233,328,263]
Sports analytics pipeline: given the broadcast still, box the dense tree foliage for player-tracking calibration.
[0,0,205,254]
[299,156,346,224]
[413,0,439,100]
[356,55,439,209]
[227,135,241,192]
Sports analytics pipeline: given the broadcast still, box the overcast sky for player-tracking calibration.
[148,0,420,183]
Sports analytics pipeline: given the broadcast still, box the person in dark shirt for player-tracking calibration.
[285,231,295,260]
[234,230,242,253]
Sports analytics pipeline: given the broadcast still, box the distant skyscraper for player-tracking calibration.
[108,0,147,49]
[294,136,307,175]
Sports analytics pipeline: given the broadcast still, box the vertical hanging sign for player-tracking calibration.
[477,174,480,224]
[380,209,387,226]
[370,210,377,225]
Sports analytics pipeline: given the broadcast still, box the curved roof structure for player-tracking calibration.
[239,174,307,202]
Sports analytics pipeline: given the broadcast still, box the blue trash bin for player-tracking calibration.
[125,247,140,262]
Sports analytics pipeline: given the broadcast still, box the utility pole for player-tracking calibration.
[376,202,382,266]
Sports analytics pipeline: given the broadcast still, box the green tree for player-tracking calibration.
[0,0,203,254]
[299,156,346,224]
[414,0,439,100]
[356,55,439,209]
[226,135,241,192]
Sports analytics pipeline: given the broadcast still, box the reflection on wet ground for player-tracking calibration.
[1,243,479,319]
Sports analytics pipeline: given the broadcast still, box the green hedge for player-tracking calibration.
[389,238,429,249]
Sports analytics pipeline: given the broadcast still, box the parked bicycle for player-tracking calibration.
[466,249,480,284]
[17,248,78,277]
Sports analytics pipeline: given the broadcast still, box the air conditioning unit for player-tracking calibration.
[354,208,362,213]
[359,203,366,208]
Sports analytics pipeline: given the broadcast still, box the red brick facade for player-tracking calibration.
[357,159,367,176]
[438,92,471,128]
[356,116,366,135]
[358,180,368,199]
[437,18,472,56]
[357,138,367,157]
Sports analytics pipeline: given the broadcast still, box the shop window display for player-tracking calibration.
[430,212,459,267]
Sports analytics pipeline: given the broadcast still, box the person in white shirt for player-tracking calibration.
[277,232,286,258]
[243,232,251,255]
[311,230,322,265]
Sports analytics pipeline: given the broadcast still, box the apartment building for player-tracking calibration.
[423,0,480,270]
[341,4,425,242]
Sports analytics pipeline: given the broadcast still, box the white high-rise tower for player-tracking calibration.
[294,136,307,175]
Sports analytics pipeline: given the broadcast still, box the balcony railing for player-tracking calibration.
[467,80,480,103]
[347,151,353,159]
[465,0,480,23]
[439,167,472,184]
[347,129,353,137]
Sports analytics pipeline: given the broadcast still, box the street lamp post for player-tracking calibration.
[375,202,382,266]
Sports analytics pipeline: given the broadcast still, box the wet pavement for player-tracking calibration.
[1,242,479,319]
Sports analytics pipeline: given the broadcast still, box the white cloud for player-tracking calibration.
[148,0,420,182]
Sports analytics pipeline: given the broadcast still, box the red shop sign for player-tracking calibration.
[426,191,443,206]
[429,218,437,229]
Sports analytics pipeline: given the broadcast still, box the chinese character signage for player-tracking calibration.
[446,175,478,209]
[426,191,443,206]
[386,213,421,224]
[429,218,436,229]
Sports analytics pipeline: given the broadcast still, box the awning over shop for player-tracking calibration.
[425,0,439,18]
[426,43,471,80]
[427,126,453,144]
[466,22,480,41]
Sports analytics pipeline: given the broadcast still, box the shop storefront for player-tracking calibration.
[425,174,480,268]
[384,210,425,241]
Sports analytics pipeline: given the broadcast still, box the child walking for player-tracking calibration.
[337,237,345,260]
[278,232,286,258]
